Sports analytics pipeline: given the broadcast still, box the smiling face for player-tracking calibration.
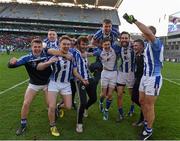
[133,39,144,54]
[102,40,111,51]
[133,42,143,54]
[31,42,43,56]
[48,30,57,42]
[79,41,88,53]
[120,33,130,47]
[103,23,112,35]
[60,39,71,54]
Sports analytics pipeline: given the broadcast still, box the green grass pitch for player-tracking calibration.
[0,52,180,140]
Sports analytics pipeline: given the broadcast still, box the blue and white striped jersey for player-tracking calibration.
[93,27,120,45]
[72,49,91,80]
[143,38,164,76]
[43,38,59,50]
[50,52,77,83]
[119,45,135,73]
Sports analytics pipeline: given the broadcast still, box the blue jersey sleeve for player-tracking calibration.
[8,54,31,68]
[112,28,120,38]
[112,44,121,55]
[93,47,102,57]
[93,29,103,40]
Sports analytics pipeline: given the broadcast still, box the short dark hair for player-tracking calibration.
[101,37,111,45]
[103,19,112,24]
[149,26,156,35]
[120,31,130,38]
[77,36,88,45]
[48,29,56,32]
[134,39,144,47]
[31,38,42,46]
[59,35,71,42]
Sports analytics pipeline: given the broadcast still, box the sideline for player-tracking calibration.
[163,77,180,86]
[0,79,29,95]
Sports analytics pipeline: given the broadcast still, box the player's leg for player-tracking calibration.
[140,95,156,140]
[61,82,72,110]
[103,71,117,120]
[76,81,87,133]
[127,88,135,116]
[116,71,126,121]
[103,86,114,120]
[116,85,125,122]
[43,86,49,108]
[48,91,59,136]
[127,72,135,117]
[84,78,97,117]
[99,71,108,112]
[47,81,60,136]
[16,85,37,135]
[145,95,157,128]
[132,81,144,126]
[70,79,77,110]
[140,75,162,140]
[139,91,146,126]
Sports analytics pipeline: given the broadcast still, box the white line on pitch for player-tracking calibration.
[166,78,180,81]
[0,79,29,95]
[163,78,180,86]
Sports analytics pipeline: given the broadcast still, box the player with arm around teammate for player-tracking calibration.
[37,35,87,137]
[8,38,52,136]
[116,31,136,122]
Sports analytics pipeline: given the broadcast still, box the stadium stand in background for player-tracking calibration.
[0,0,122,50]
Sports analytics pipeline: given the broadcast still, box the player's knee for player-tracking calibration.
[107,94,113,100]
[118,94,123,100]
[139,98,144,106]
[48,104,55,112]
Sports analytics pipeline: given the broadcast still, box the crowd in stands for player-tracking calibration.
[0,33,38,51]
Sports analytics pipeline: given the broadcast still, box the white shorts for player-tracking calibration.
[101,70,117,88]
[48,80,72,95]
[139,75,163,96]
[117,71,135,88]
[27,83,47,92]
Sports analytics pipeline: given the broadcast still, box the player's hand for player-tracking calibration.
[48,56,58,64]
[9,57,17,65]
[64,54,74,61]
[82,79,89,85]
[123,13,137,24]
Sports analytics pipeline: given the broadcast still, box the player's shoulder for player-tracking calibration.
[151,37,163,49]
[94,29,103,37]
[21,53,33,60]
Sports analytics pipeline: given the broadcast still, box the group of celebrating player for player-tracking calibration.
[8,13,164,140]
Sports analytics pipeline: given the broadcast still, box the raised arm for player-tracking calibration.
[123,13,156,42]
[134,21,156,42]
